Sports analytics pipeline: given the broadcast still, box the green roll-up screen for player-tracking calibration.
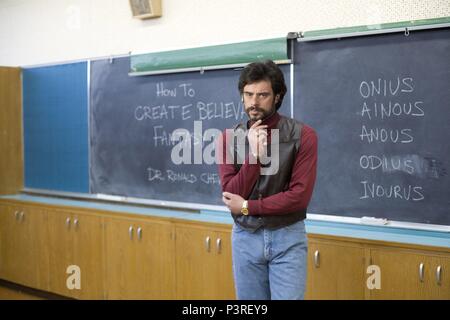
[302,17,450,40]
[130,37,289,75]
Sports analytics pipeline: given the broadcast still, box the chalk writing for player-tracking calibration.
[359,77,414,98]
[358,76,426,202]
[360,181,424,201]
[146,166,220,185]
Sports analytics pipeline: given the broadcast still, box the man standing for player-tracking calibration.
[218,60,317,300]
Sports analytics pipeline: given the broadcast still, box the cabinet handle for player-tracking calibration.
[205,236,211,252]
[73,218,79,230]
[66,217,71,229]
[137,227,142,240]
[436,265,442,286]
[14,211,19,221]
[19,211,25,222]
[419,263,425,282]
[314,250,320,268]
[129,226,134,240]
[216,238,222,254]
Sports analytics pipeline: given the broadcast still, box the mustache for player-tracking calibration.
[246,106,263,112]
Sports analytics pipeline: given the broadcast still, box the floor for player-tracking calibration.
[0,284,43,300]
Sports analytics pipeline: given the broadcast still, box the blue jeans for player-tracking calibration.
[231,220,308,300]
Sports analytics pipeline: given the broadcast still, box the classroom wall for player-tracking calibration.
[0,0,449,66]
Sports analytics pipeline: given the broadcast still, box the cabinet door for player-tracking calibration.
[105,217,175,299]
[48,210,104,299]
[175,225,217,299]
[48,210,75,296]
[0,205,17,281]
[21,206,49,290]
[175,224,235,300]
[213,229,235,300]
[0,205,49,290]
[369,248,432,299]
[72,213,104,299]
[430,256,450,300]
[104,217,138,299]
[136,220,176,299]
[370,248,450,300]
[0,205,5,275]
[306,239,366,300]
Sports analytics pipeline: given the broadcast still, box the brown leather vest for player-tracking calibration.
[230,115,306,231]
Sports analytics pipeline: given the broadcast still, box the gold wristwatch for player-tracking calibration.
[241,200,249,216]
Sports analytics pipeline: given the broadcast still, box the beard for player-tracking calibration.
[245,104,276,121]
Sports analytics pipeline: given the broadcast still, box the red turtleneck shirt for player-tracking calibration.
[218,112,318,216]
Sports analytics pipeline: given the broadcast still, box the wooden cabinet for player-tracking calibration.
[2,198,450,300]
[305,236,450,300]
[0,204,49,291]
[47,209,104,299]
[0,67,23,195]
[175,223,235,299]
[369,247,450,300]
[104,216,175,299]
[305,237,366,300]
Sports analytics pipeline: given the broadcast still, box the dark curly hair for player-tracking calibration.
[238,60,287,110]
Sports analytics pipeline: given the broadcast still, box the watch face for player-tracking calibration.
[241,208,249,215]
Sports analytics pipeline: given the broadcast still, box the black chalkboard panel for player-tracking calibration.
[90,57,290,206]
[294,28,450,225]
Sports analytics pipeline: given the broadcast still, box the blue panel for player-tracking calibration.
[23,62,89,193]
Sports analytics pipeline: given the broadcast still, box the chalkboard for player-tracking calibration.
[294,27,450,225]
[90,57,291,206]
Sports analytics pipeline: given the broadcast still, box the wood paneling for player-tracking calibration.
[0,67,23,194]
